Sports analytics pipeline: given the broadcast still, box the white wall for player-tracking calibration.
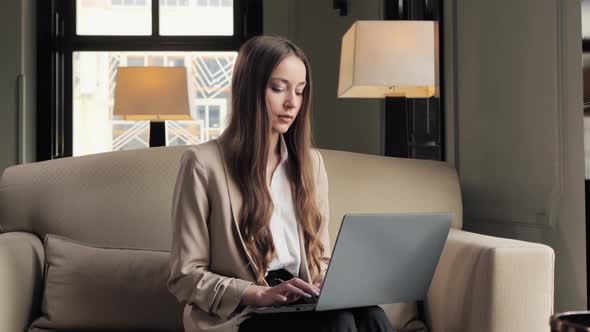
[444,0,586,311]
[264,0,385,155]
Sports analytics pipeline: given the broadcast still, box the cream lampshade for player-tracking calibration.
[337,20,437,98]
[114,66,191,120]
[113,66,191,147]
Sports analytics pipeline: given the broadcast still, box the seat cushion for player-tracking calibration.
[28,234,183,331]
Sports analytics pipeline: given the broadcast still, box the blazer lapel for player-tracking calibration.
[216,138,269,286]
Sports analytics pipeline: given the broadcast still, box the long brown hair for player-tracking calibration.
[220,35,327,284]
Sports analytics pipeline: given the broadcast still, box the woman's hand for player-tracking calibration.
[313,276,324,290]
[241,278,321,307]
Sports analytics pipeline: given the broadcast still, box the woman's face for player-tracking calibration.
[265,55,307,136]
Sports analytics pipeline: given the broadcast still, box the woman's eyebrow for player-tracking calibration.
[270,77,306,86]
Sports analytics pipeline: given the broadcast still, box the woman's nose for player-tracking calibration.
[284,91,297,109]
[285,100,295,109]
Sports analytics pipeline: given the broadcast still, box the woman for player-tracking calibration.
[168,35,394,332]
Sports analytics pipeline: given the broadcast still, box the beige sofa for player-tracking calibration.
[0,146,554,331]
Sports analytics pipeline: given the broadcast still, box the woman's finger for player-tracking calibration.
[288,278,321,296]
[278,294,288,302]
[283,290,302,303]
[279,282,312,298]
[270,292,287,304]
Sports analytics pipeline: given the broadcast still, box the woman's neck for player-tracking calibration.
[268,132,281,161]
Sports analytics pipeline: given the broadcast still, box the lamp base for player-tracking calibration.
[149,121,166,147]
[384,96,441,160]
[384,97,410,158]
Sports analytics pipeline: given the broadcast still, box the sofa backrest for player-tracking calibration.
[320,149,462,246]
[0,146,461,250]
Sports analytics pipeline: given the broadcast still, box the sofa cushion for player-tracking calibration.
[28,234,184,331]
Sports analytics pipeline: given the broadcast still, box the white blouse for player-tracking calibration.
[265,134,301,277]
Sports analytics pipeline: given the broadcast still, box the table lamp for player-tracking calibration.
[113,66,191,147]
[338,20,438,158]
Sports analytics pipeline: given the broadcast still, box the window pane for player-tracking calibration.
[160,0,233,36]
[148,56,164,66]
[209,105,220,128]
[167,57,185,66]
[197,105,206,122]
[127,56,145,66]
[77,0,151,35]
[73,51,237,156]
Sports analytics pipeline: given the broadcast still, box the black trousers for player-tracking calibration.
[238,305,395,332]
[238,269,395,332]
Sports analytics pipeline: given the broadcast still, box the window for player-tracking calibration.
[160,0,234,35]
[209,105,221,128]
[148,55,164,66]
[73,51,235,155]
[79,0,152,35]
[197,105,206,120]
[38,0,262,159]
[167,56,184,66]
[111,0,148,6]
[126,56,145,66]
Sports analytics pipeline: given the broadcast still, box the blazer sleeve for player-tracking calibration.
[167,147,253,320]
[314,150,331,284]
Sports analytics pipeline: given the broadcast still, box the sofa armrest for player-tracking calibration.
[0,232,44,332]
[426,229,554,332]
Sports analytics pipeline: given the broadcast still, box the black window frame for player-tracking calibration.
[37,0,262,161]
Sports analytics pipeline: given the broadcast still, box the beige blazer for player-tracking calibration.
[167,136,331,332]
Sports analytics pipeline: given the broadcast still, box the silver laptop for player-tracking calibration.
[254,212,453,314]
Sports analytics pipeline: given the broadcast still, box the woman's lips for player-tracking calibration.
[278,115,293,123]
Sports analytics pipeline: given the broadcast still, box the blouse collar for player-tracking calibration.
[278,134,289,166]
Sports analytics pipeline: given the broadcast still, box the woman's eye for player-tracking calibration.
[271,86,303,95]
